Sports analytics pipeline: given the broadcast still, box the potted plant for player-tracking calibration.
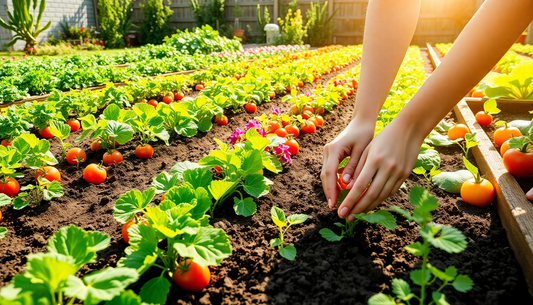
[233,1,244,38]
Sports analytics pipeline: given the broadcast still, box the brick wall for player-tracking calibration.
[0,0,97,50]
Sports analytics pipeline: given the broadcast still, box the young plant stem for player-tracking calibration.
[420,241,430,305]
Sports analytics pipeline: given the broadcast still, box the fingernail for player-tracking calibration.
[328,198,333,209]
[343,174,351,183]
[527,190,533,200]
[339,207,348,217]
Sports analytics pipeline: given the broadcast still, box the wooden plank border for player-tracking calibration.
[427,42,533,294]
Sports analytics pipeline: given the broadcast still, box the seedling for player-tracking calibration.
[5,176,64,210]
[50,120,71,162]
[456,133,479,157]
[412,166,441,191]
[270,206,308,260]
[368,186,473,305]
[319,209,397,241]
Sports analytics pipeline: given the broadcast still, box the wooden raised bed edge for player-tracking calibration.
[427,42,533,294]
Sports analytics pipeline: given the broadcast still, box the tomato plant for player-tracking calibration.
[174,259,211,292]
[301,121,316,134]
[84,164,107,184]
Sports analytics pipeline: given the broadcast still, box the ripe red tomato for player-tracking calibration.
[214,166,222,174]
[460,178,494,207]
[234,74,241,80]
[66,148,87,165]
[298,81,304,88]
[138,99,147,103]
[91,140,101,151]
[302,106,314,113]
[275,128,289,137]
[84,164,107,184]
[122,218,149,243]
[289,105,299,115]
[447,124,470,140]
[174,260,210,292]
[301,111,313,120]
[494,126,521,147]
[301,121,316,134]
[245,102,257,113]
[317,108,325,114]
[162,94,174,104]
[39,126,54,139]
[269,92,276,99]
[35,166,61,182]
[285,139,299,155]
[314,115,324,127]
[135,144,154,159]
[285,125,299,137]
[475,111,492,127]
[281,120,290,127]
[1,139,12,147]
[0,178,20,197]
[215,115,228,125]
[503,148,533,178]
[103,150,123,165]
[148,100,158,108]
[174,91,185,101]
[267,121,282,133]
[67,119,81,131]
[196,84,204,91]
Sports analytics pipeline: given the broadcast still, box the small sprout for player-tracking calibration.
[455,133,479,157]
[412,166,441,191]
[270,206,308,260]
[319,210,397,242]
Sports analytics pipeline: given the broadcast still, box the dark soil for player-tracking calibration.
[0,51,531,305]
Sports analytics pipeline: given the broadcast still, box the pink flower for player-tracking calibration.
[22,55,25,60]
[271,108,280,116]
[256,128,267,137]
[1,57,5,60]
[273,144,292,165]
[245,120,261,130]
[11,57,15,60]
[80,27,85,31]
[230,128,246,145]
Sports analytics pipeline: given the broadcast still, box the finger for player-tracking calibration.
[346,147,369,189]
[341,146,365,184]
[361,176,401,215]
[389,178,407,198]
[337,151,376,218]
[345,167,390,221]
[321,144,343,209]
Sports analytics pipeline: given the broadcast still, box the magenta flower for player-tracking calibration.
[230,128,246,144]
[256,128,267,137]
[271,108,280,116]
[245,120,261,130]
[273,144,292,165]
[2,57,5,60]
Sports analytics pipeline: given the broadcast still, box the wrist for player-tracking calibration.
[390,113,428,145]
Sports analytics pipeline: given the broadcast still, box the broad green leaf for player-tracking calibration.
[421,223,467,253]
[262,153,283,173]
[241,150,263,174]
[191,188,212,219]
[427,263,454,282]
[105,121,134,145]
[183,167,212,189]
[0,194,12,207]
[43,180,63,201]
[26,252,77,293]
[270,238,282,247]
[50,121,70,140]
[243,174,269,198]
[246,136,270,151]
[287,214,308,225]
[435,120,454,132]
[425,130,456,147]
[0,227,7,239]
[452,274,474,292]
[354,210,397,230]
[319,228,343,242]
[391,278,414,301]
[233,197,257,217]
[113,188,156,223]
[151,172,179,194]
[116,249,157,275]
[445,266,458,279]
[102,104,121,121]
[126,223,158,253]
[104,290,142,305]
[508,120,532,136]
[170,161,202,179]
[12,197,29,210]
[412,167,426,175]
[432,170,473,193]
[63,267,138,303]
[483,99,501,115]
[367,293,396,305]
[208,180,236,201]
[432,292,450,305]
[414,146,441,170]
[279,245,296,260]
[271,206,286,228]
[139,277,171,305]
[405,242,428,257]
[174,227,232,266]
[410,268,431,286]
[390,206,413,221]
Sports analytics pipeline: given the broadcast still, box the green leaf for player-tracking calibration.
[409,186,438,210]
[279,245,297,260]
[0,227,7,239]
[139,277,171,305]
[508,120,533,136]
[271,206,286,228]
[421,223,467,253]
[391,278,414,301]
[427,263,454,282]
[367,293,397,305]
[262,153,283,173]
[25,252,77,293]
[270,238,282,247]
[0,194,12,207]
[410,268,431,286]
[63,267,138,303]
[104,290,142,305]
[208,180,236,201]
[43,180,63,201]
[483,99,501,115]
[103,104,121,121]
[412,166,426,175]
[174,227,232,266]
[241,150,263,174]
[126,223,158,253]
[105,121,134,145]
[435,120,454,132]
[390,206,413,221]
[432,292,450,305]
[243,174,269,198]
[170,161,202,179]
[319,228,343,242]
[287,214,308,225]
[414,146,441,170]
[432,170,473,193]
[354,210,397,230]
[425,130,456,147]
[445,266,458,279]
[151,172,179,194]
[183,167,212,189]
[233,197,257,217]
[113,188,156,223]
[50,121,70,140]
[452,274,474,292]
[12,197,29,210]
[191,188,212,220]
[47,225,111,270]
[405,242,428,257]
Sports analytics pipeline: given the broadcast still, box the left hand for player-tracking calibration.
[337,117,426,221]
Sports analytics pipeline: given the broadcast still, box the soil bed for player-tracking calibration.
[0,51,531,305]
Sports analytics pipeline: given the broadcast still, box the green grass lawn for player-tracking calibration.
[0,47,143,60]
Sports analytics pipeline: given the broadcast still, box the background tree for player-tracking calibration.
[140,0,173,45]
[98,0,133,48]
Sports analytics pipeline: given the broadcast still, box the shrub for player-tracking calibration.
[164,25,241,55]
[140,0,174,45]
[256,4,271,43]
[305,0,337,46]
[276,8,307,45]
[98,0,134,48]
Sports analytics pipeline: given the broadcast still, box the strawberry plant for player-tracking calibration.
[270,206,308,260]
[368,187,473,305]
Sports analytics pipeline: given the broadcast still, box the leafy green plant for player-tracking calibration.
[0,0,51,51]
[412,166,441,191]
[9,176,63,210]
[140,0,173,45]
[0,106,32,142]
[305,0,337,46]
[270,206,308,260]
[164,25,241,55]
[319,209,396,241]
[113,184,232,304]
[0,225,140,305]
[369,187,473,305]
[456,133,479,157]
[12,133,58,170]
[256,4,271,42]
[130,103,170,145]
[50,121,71,162]
[98,0,133,48]
[276,7,307,45]
[480,61,533,99]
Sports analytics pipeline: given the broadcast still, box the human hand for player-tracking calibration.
[321,118,375,210]
[336,118,426,221]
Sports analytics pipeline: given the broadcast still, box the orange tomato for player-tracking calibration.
[460,178,494,207]
[494,126,521,147]
[447,124,470,140]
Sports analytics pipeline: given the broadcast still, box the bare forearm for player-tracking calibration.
[354,0,421,122]
[396,0,533,138]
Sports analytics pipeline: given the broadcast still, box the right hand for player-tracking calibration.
[320,118,375,209]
